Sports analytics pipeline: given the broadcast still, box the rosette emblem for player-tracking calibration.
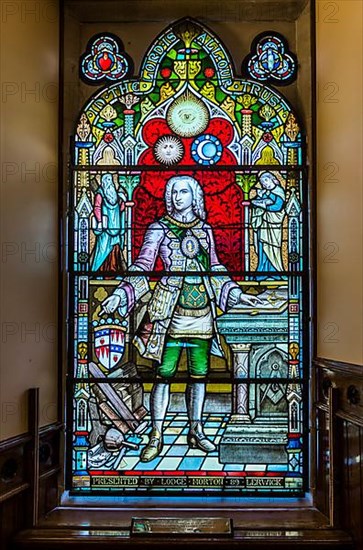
[181,234,200,259]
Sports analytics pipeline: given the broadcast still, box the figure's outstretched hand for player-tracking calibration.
[227,287,264,310]
[101,294,122,314]
[238,293,264,307]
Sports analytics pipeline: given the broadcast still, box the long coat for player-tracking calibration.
[113,216,238,362]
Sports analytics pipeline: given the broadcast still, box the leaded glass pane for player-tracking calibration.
[69,18,308,496]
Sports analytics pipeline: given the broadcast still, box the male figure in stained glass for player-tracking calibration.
[102,175,261,461]
[91,173,126,272]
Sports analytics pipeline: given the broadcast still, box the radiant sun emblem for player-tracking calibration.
[167,92,209,137]
[153,135,184,165]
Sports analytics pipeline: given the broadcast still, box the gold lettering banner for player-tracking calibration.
[91,475,286,489]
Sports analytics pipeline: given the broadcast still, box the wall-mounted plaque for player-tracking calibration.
[131,517,233,537]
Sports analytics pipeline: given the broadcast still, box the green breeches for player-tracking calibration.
[157,336,211,379]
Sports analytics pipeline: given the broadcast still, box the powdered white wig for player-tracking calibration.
[165,175,206,221]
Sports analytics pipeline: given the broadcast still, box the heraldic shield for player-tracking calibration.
[94,321,126,371]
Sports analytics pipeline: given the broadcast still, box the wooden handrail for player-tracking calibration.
[28,388,40,527]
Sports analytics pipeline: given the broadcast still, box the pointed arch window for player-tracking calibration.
[68,19,308,496]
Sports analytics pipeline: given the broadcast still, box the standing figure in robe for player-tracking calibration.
[102,175,262,462]
[251,171,286,275]
[91,173,126,272]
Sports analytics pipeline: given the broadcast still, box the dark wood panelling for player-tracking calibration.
[314,358,363,550]
[38,472,60,520]
[315,359,363,416]
[36,506,329,530]
[342,421,363,547]
[315,407,330,517]
[0,419,62,550]
[0,492,28,550]
[12,527,354,550]
[0,435,31,503]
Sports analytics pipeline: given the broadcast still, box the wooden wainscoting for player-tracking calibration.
[0,390,63,550]
[314,358,363,549]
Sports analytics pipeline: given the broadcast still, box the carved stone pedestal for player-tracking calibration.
[217,300,289,465]
[219,423,288,464]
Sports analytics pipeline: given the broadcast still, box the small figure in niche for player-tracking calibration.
[251,171,286,276]
[91,173,127,272]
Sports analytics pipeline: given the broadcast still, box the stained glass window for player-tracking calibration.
[69,18,308,496]
[242,32,298,85]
